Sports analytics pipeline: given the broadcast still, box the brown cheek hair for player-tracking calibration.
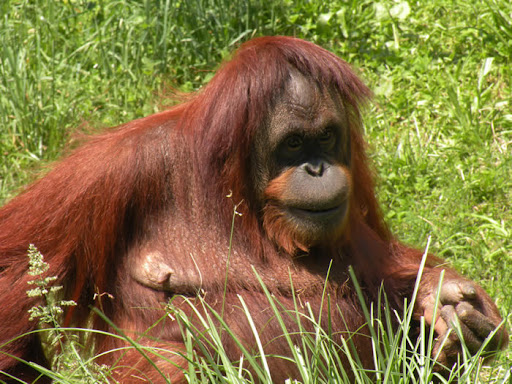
[262,165,352,254]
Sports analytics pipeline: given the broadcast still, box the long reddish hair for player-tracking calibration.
[179,36,389,249]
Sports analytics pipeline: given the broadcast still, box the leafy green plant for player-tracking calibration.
[22,245,110,383]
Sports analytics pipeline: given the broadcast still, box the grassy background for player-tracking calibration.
[1,0,511,377]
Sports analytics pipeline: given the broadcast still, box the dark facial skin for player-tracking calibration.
[254,73,352,245]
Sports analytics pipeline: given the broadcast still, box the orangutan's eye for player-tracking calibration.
[285,135,303,151]
[318,128,334,145]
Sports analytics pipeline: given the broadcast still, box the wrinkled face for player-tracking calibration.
[254,73,352,253]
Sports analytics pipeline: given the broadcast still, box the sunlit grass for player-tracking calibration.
[18,244,510,383]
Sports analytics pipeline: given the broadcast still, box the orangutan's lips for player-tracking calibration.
[289,204,343,218]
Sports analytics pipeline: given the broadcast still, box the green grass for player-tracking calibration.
[20,246,511,383]
[1,0,511,381]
